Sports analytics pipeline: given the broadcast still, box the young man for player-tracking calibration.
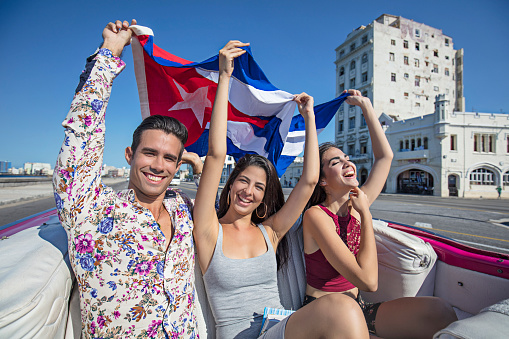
[53,20,202,338]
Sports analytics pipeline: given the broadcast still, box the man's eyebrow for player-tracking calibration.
[140,147,178,160]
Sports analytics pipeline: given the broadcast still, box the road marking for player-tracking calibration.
[454,239,509,253]
[415,222,432,229]
[382,199,509,215]
[430,227,509,243]
[489,219,509,230]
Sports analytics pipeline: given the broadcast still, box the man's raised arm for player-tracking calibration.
[53,20,135,229]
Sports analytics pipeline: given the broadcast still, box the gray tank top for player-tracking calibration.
[203,223,284,338]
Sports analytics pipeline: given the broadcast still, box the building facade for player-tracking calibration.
[280,157,303,187]
[334,14,465,177]
[383,94,509,198]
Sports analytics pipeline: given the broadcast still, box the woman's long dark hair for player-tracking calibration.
[217,154,289,270]
[304,142,338,212]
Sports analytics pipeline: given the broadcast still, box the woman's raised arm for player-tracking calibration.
[345,90,393,205]
[192,41,249,272]
[269,93,319,241]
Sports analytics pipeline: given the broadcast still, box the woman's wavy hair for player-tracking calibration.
[304,142,339,212]
[217,154,289,269]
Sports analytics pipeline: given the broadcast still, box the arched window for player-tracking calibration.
[350,60,356,70]
[362,54,368,65]
[339,67,345,76]
[423,137,428,149]
[417,138,422,148]
[411,139,415,151]
[405,140,409,150]
[400,141,404,151]
[503,171,509,186]
[470,168,495,185]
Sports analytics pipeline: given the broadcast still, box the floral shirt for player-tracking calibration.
[53,49,198,338]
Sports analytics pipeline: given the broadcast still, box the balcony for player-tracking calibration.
[395,149,429,161]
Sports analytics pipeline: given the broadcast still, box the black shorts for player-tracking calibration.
[302,294,382,335]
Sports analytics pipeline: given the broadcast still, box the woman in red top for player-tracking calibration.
[302,89,457,338]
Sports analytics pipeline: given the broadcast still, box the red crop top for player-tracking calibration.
[304,205,361,292]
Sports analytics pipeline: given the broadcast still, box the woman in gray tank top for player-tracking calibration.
[193,40,370,339]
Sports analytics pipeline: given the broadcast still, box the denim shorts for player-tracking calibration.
[302,294,382,335]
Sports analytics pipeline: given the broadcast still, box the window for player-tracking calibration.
[399,140,404,151]
[350,77,356,87]
[404,92,409,97]
[405,140,410,149]
[415,76,421,87]
[339,83,345,92]
[433,64,439,73]
[339,67,345,76]
[360,115,367,128]
[350,43,356,52]
[411,139,415,151]
[390,98,395,103]
[425,44,429,49]
[474,134,496,153]
[339,50,345,58]
[362,90,368,97]
[504,171,509,186]
[415,102,421,107]
[423,137,428,149]
[434,50,439,57]
[362,35,368,44]
[425,61,429,67]
[391,73,396,82]
[507,136,509,153]
[404,73,409,79]
[445,55,450,60]
[338,120,344,133]
[391,39,396,46]
[362,72,368,83]
[414,59,420,67]
[415,29,420,37]
[445,68,450,76]
[434,86,439,91]
[450,135,457,151]
[415,42,420,51]
[470,168,495,185]
[362,54,368,65]
[404,56,409,65]
[389,53,395,61]
[403,40,408,48]
[349,116,355,129]
[417,138,422,148]
[350,60,356,69]
[445,38,449,46]
[360,142,367,153]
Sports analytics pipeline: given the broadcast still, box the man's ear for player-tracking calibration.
[125,147,133,165]
[176,160,182,173]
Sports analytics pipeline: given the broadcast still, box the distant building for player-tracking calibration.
[280,157,303,187]
[220,156,236,184]
[0,161,11,173]
[383,94,509,198]
[23,162,52,175]
[335,14,464,181]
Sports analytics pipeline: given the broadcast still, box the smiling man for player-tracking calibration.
[53,20,202,339]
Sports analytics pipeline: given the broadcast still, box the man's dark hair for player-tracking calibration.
[131,115,188,161]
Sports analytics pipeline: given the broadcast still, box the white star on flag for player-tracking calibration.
[168,80,212,127]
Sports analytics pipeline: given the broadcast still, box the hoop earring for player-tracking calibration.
[256,202,267,219]
[227,192,230,207]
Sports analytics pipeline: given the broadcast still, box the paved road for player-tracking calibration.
[1,181,508,254]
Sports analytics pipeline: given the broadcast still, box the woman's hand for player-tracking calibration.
[218,40,250,78]
[349,187,371,218]
[294,92,315,120]
[343,89,370,108]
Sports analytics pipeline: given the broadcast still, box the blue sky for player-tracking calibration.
[1,0,508,168]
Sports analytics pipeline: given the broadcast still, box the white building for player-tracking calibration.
[334,14,465,182]
[220,156,236,184]
[383,94,509,198]
[23,162,52,175]
[280,157,303,187]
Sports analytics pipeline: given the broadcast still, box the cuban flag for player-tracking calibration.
[131,26,348,176]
